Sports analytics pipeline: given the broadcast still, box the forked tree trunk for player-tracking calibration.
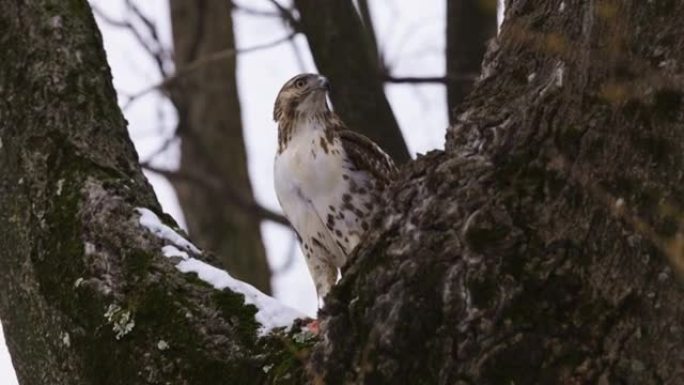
[168,0,272,293]
[0,1,682,385]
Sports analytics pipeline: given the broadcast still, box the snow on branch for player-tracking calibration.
[138,208,201,254]
[135,208,304,335]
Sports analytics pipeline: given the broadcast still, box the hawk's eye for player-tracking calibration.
[294,79,306,89]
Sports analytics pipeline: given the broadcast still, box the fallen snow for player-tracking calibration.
[175,258,304,335]
[136,207,304,335]
[162,245,189,260]
[137,208,201,254]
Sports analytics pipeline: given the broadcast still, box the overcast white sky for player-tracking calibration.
[0,0,499,382]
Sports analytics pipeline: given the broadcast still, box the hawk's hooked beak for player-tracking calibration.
[317,76,331,92]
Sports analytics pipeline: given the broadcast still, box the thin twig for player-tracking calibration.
[92,4,169,78]
[123,32,296,109]
[265,0,300,30]
[139,135,180,165]
[383,74,479,84]
[142,164,290,227]
[92,5,157,58]
[232,1,281,18]
[124,0,169,76]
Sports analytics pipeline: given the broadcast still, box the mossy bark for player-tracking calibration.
[0,1,305,384]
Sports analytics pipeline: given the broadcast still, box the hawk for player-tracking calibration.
[273,73,397,303]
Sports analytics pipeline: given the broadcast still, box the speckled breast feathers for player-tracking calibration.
[273,73,397,301]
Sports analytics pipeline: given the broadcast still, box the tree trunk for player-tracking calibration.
[0,1,303,384]
[446,0,498,120]
[313,1,684,383]
[1,1,683,385]
[293,0,411,163]
[168,0,272,293]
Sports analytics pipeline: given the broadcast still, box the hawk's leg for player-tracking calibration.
[302,239,338,305]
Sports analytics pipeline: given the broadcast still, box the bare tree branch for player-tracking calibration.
[91,5,159,62]
[382,74,479,84]
[231,1,281,18]
[123,32,296,109]
[123,0,170,76]
[92,3,169,78]
[265,0,300,31]
[141,164,290,227]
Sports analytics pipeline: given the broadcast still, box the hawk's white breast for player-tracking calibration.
[274,120,371,268]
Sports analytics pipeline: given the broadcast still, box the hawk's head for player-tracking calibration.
[273,73,330,123]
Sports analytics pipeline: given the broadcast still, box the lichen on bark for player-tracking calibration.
[0,1,309,384]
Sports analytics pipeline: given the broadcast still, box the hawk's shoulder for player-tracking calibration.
[336,128,398,186]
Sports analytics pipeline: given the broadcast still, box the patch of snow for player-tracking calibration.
[176,258,303,335]
[136,208,200,254]
[136,207,304,335]
[162,245,189,260]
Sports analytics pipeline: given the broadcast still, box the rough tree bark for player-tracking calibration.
[0,1,305,384]
[1,0,683,385]
[168,0,271,293]
[292,0,411,163]
[314,0,684,383]
[446,0,498,119]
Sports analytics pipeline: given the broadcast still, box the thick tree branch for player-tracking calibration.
[0,2,310,384]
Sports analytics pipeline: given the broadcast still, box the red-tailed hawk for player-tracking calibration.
[273,73,397,303]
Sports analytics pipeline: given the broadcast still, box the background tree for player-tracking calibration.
[166,0,272,293]
[292,0,411,162]
[2,1,682,385]
[446,0,498,118]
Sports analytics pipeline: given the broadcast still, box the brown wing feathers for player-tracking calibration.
[337,129,398,186]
